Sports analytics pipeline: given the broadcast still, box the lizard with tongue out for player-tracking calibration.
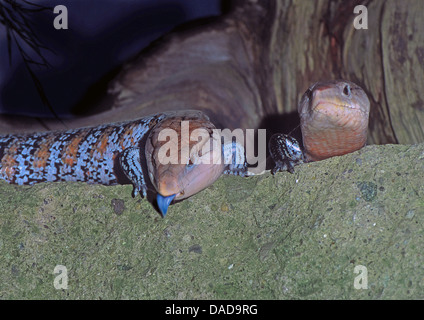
[0,80,370,216]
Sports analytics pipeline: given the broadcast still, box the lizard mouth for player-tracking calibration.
[312,100,366,114]
[307,99,369,131]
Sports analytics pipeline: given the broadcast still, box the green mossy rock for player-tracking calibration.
[0,144,423,299]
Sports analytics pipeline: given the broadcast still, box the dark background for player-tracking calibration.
[0,0,222,118]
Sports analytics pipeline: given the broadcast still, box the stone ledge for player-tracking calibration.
[0,143,423,299]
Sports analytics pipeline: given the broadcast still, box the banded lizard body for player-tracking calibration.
[0,110,246,216]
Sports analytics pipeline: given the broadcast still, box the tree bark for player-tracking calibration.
[1,0,423,146]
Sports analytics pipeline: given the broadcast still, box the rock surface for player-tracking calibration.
[0,143,423,299]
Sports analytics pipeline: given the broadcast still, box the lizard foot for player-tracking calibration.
[268,133,304,175]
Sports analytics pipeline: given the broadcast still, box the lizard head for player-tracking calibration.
[145,113,225,216]
[298,80,370,161]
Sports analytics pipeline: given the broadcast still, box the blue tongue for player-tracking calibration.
[157,194,176,217]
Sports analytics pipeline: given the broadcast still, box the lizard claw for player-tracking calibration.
[131,184,147,198]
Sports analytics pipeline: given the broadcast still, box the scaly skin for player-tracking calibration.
[298,80,370,161]
[269,80,370,173]
[145,112,225,200]
[0,110,246,216]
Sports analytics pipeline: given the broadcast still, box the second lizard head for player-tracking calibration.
[145,112,225,216]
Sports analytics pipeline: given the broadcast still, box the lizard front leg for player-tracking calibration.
[222,139,249,177]
[268,133,304,174]
[118,147,148,198]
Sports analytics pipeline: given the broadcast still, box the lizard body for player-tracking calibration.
[0,110,246,215]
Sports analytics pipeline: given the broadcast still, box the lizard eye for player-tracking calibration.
[305,88,313,100]
[343,84,352,97]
